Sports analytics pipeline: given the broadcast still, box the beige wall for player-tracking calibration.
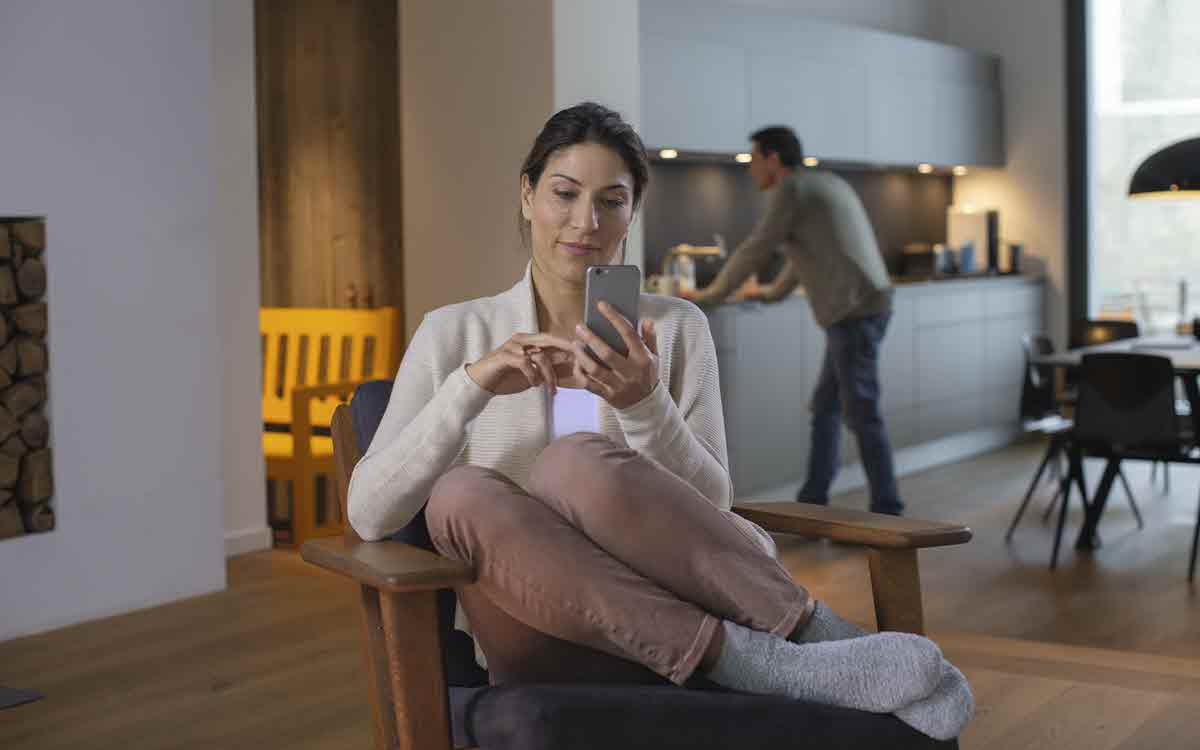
[941,0,1069,346]
[400,0,554,340]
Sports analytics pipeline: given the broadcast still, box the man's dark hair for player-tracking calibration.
[519,102,649,244]
[750,126,803,168]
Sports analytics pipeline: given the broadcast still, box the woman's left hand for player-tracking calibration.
[569,302,659,410]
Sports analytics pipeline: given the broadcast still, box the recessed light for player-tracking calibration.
[802,156,819,167]
[952,166,968,176]
[659,148,678,160]
[734,153,752,163]
[917,163,934,174]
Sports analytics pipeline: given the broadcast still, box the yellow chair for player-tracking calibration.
[261,306,401,548]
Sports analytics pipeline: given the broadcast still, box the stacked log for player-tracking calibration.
[0,218,52,540]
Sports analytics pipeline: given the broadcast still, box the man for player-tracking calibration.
[689,126,903,516]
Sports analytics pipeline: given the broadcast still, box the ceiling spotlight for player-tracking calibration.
[734,153,752,163]
[802,156,820,167]
[952,165,968,176]
[659,148,679,159]
[917,163,934,174]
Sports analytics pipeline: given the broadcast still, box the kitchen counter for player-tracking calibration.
[706,275,1045,499]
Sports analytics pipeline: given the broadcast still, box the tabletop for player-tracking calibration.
[1032,336,1200,372]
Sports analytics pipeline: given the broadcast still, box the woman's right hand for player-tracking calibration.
[466,333,576,396]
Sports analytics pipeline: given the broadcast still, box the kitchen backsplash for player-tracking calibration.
[642,161,952,278]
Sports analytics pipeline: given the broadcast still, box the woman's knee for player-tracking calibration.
[532,432,622,489]
[426,465,507,535]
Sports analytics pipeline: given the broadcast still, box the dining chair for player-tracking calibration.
[1007,334,1140,542]
[1067,319,1174,493]
[1069,353,1200,578]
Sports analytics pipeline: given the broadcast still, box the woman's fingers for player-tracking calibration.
[574,323,625,371]
[597,302,645,359]
[528,348,558,396]
[640,319,658,355]
[505,341,542,387]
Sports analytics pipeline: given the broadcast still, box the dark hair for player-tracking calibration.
[750,126,803,168]
[519,102,649,243]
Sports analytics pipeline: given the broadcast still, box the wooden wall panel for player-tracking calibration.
[255,0,401,311]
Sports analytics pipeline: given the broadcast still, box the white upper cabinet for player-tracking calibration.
[639,1,1004,167]
[748,53,868,162]
[641,34,750,153]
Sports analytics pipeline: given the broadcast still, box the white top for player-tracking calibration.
[550,387,601,440]
[347,264,735,542]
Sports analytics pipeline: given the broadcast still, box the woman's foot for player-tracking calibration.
[706,620,943,714]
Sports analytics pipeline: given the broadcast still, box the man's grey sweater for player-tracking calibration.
[695,170,893,328]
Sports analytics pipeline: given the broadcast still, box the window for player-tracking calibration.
[1087,0,1200,332]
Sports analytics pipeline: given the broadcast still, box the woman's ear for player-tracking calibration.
[520,174,534,222]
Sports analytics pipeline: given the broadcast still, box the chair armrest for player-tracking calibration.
[733,502,972,549]
[301,536,475,594]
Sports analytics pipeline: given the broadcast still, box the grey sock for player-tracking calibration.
[707,620,942,713]
[894,661,975,741]
[792,601,869,643]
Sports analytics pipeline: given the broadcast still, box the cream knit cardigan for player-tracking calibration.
[347,266,739,543]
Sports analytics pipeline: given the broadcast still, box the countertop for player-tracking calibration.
[684,272,1043,306]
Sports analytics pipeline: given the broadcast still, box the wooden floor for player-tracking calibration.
[2,440,1199,749]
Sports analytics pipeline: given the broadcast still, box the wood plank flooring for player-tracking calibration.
[2,440,1198,749]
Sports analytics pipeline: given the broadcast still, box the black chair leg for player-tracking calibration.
[1117,468,1145,530]
[1050,471,1072,570]
[1009,441,1056,541]
[1190,490,1200,583]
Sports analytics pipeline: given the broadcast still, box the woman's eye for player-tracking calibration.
[604,198,627,209]
[554,190,577,201]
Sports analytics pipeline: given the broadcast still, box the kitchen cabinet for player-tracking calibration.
[641,34,749,153]
[640,1,1004,167]
[708,276,1043,497]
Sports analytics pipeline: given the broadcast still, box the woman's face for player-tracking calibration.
[522,142,635,287]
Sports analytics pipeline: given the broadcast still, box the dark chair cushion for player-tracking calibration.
[352,380,488,687]
[456,684,956,750]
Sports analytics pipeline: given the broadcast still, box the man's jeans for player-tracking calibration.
[797,313,904,516]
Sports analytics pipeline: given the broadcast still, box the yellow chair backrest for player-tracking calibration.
[260,306,401,427]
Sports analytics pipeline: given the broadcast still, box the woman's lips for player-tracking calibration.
[559,241,598,257]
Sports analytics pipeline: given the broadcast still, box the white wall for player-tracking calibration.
[0,1,238,639]
[553,0,644,270]
[212,0,269,557]
[941,0,1069,345]
[400,0,554,339]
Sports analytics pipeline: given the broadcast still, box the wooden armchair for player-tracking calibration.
[301,384,972,750]
[261,306,400,547]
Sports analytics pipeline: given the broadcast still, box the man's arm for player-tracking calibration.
[690,180,799,306]
[755,257,802,302]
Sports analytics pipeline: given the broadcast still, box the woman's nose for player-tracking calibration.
[571,199,599,231]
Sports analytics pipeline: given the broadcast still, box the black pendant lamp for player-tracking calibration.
[1128,137,1200,197]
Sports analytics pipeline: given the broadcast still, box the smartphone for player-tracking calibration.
[583,265,641,358]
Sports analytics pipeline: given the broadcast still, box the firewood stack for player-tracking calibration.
[0,218,52,540]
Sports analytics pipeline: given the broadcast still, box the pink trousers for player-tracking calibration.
[426,432,814,686]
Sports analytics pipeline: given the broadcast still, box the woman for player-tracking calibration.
[347,102,971,740]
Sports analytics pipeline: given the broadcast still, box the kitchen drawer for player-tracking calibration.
[985,283,1043,320]
[915,320,985,402]
[916,288,987,328]
[918,396,984,443]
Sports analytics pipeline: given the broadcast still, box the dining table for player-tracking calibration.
[1031,335,1200,551]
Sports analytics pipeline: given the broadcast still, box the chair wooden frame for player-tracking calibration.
[301,404,973,750]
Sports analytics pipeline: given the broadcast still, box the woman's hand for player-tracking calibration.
[570,302,660,409]
[466,333,576,396]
